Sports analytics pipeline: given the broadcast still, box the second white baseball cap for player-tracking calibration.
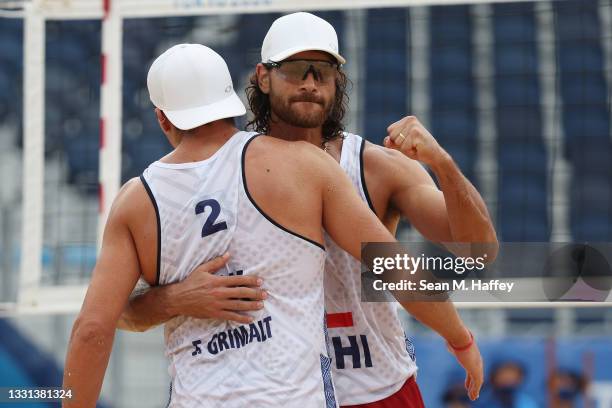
[261,12,346,65]
[147,44,246,131]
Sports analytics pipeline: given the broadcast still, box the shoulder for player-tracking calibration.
[117,177,147,203]
[107,177,151,223]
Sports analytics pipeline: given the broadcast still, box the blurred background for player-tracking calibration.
[1,0,612,407]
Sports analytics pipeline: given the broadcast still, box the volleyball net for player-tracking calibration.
[0,0,611,314]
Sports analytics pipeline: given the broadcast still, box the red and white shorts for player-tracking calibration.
[341,376,425,408]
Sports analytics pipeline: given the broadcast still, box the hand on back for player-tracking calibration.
[173,253,267,324]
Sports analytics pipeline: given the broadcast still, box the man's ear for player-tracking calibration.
[256,63,270,95]
[155,108,182,148]
[155,108,173,133]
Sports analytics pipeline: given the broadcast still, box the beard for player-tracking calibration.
[269,88,334,128]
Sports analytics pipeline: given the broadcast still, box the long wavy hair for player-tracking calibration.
[245,66,350,144]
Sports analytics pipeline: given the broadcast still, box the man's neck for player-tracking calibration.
[269,120,323,148]
[268,119,344,163]
[164,120,238,164]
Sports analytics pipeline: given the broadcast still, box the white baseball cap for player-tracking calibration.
[147,43,246,130]
[261,12,346,65]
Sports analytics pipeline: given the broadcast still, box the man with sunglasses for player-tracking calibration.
[119,12,496,408]
[246,13,494,407]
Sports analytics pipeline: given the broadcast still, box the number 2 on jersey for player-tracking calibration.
[195,199,228,237]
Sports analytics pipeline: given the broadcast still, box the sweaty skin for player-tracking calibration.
[62,117,414,408]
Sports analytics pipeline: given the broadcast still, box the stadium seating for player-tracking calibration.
[0,19,23,125]
[0,2,609,243]
[555,0,612,241]
[429,5,477,184]
[364,8,410,145]
[40,20,101,187]
[494,2,549,241]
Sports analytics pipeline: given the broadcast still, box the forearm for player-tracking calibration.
[401,300,471,347]
[117,284,177,332]
[62,320,115,407]
[430,152,497,248]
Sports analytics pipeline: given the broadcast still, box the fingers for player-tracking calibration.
[386,119,402,134]
[387,117,418,144]
[217,274,263,288]
[452,341,483,401]
[194,253,231,274]
[384,136,401,150]
[221,299,265,312]
[386,115,417,134]
[214,311,255,324]
[471,369,483,400]
[384,136,396,150]
[465,374,478,401]
[220,286,268,301]
[388,124,421,154]
[464,363,483,401]
[388,123,409,146]
[469,376,480,401]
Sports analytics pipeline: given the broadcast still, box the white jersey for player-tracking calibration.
[141,131,336,408]
[324,133,418,405]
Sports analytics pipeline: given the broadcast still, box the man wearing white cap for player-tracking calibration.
[244,12,495,407]
[118,12,496,407]
[62,43,425,407]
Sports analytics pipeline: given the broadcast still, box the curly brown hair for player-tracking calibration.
[245,66,350,144]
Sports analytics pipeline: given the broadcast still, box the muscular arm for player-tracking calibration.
[320,143,483,398]
[429,152,497,254]
[117,279,174,332]
[313,147,441,286]
[63,189,141,408]
[405,298,483,400]
[401,300,468,345]
[383,147,497,258]
[383,116,498,259]
[389,157,486,399]
[117,255,266,332]
[381,116,491,399]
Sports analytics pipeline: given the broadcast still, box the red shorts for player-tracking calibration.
[341,376,425,408]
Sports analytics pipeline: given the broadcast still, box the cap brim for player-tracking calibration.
[163,92,247,131]
[267,45,346,65]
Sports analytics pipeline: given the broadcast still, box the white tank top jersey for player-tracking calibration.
[324,133,418,405]
[141,131,337,408]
